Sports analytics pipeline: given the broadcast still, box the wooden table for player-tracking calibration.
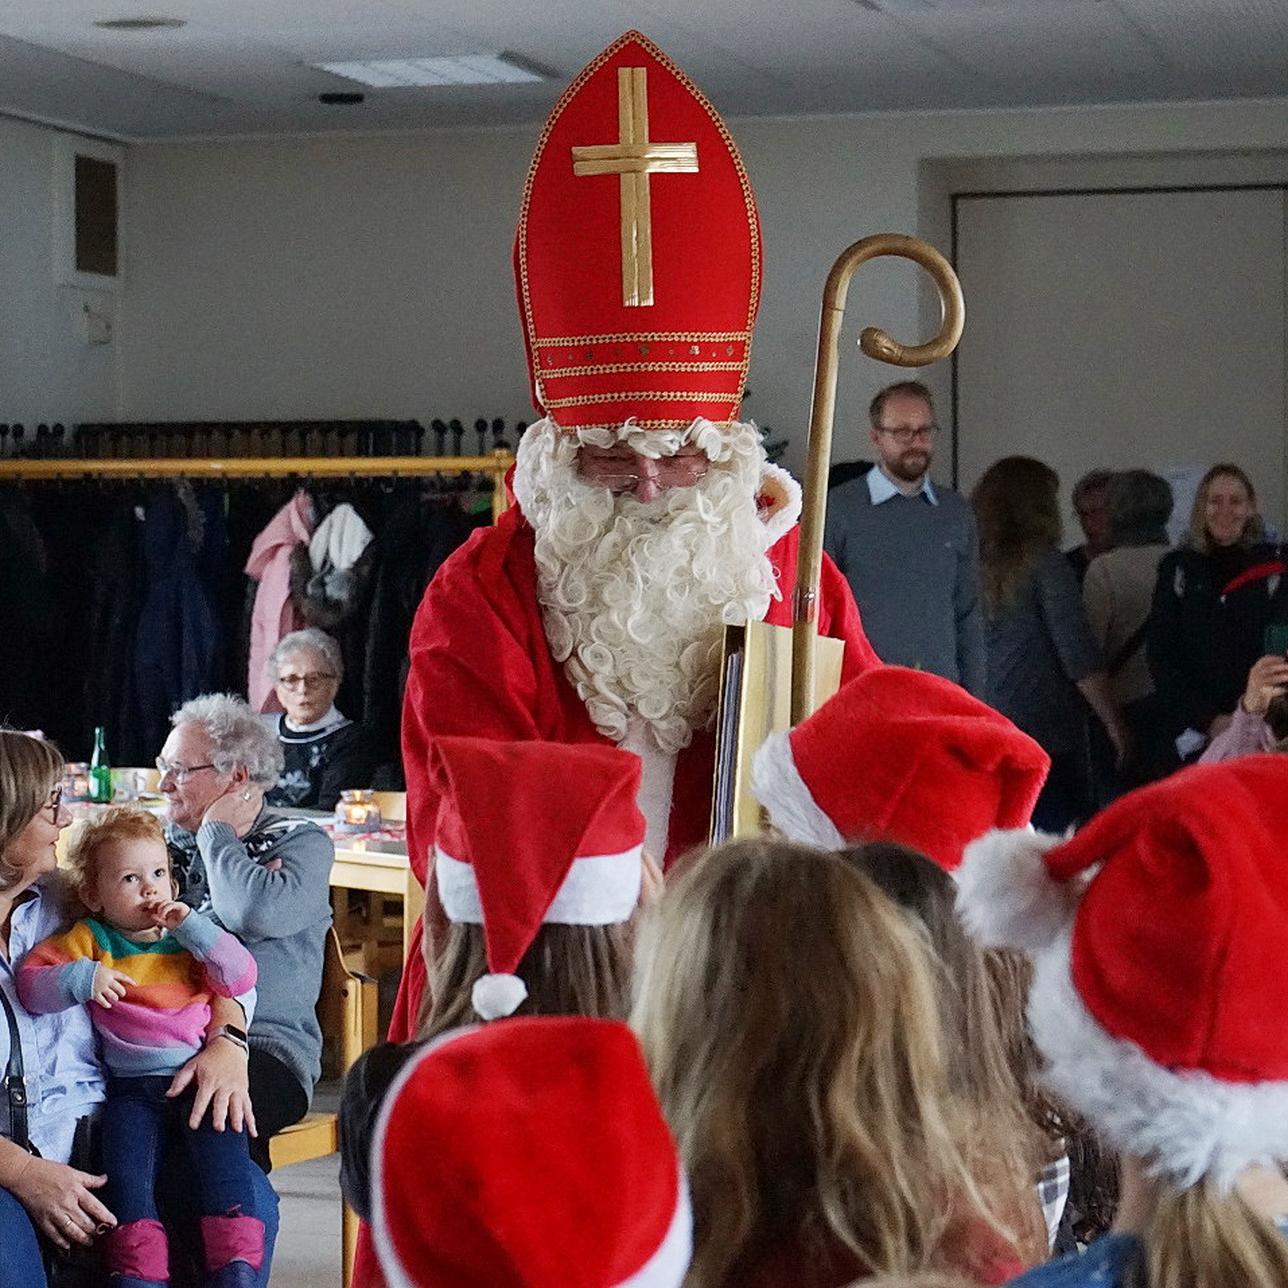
[328,834,424,960]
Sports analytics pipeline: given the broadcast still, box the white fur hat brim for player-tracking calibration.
[750,730,844,849]
[955,825,1080,951]
[1030,930,1288,1189]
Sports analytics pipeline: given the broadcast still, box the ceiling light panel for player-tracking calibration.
[313,52,547,88]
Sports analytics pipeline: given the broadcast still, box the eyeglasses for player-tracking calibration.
[44,785,63,816]
[876,424,938,446]
[276,672,337,690]
[155,758,217,784]
[578,451,711,494]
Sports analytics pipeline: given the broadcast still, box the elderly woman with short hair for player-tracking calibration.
[1082,470,1175,785]
[159,694,333,1172]
[262,629,378,812]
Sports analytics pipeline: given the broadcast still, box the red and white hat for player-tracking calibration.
[515,30,761,433]
[751,666,1050,871]
[431,736,645,1020]
[373,1016,691,1288]
[957,755,1288,1187]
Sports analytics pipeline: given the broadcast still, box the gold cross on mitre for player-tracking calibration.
[571,66,699,307]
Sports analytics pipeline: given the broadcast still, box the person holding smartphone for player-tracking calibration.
[1200,648,1288,763]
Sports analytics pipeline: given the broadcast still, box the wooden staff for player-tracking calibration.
[790,234,965,724]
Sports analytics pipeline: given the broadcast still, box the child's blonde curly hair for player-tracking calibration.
[66,806,170,901]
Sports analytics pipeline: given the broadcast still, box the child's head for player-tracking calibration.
[959,756,1288,1284]
[420,734,645,1036]
[631,837,970,1285]
[847,843,1065,1147]
[419,920,633,1039]
[374,1018,690,1288]
[68,807,175,933]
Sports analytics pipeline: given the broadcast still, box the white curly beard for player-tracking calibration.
[514,417,780,755]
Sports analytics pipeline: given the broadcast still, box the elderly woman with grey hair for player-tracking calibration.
[159,693,333,1171]
[1082,470,1174,785]
[262,628,378,812]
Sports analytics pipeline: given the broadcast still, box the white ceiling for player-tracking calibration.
[0,0,1285,141]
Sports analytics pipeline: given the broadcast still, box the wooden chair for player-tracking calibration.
[269,927,377,1287]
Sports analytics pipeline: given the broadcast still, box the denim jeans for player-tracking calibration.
[0,1121,279,1288]
[0,1184,47,1288]
[105,1076,258,1226]
[104,1075,265,1282]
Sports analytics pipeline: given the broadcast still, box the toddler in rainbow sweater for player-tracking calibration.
[18,807,262,1288]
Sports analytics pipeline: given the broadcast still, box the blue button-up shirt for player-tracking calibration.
[866,464,938,506]
[0,880,104,1163]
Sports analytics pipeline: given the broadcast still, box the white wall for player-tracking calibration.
[117,96,1288,478]
[0,116,122,432]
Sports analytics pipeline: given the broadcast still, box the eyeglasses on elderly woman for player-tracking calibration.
[275,671,337,691]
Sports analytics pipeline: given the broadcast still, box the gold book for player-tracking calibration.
[710,620,844,843]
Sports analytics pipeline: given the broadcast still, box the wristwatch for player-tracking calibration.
[207,1024,250,1052]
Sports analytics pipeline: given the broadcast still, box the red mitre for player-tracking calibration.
[515,30,762,432]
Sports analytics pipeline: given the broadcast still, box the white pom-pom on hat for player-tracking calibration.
[472,973,529,1021]
[955,826,1078,953]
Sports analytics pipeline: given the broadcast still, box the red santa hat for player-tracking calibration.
[431,736,645,1020]
[957,755,1288,1187]
[750,666,1050,871]
[515,30,760,435]
[373,1016,691,1288]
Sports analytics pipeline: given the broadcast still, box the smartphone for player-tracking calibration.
[1264,622,1288,657]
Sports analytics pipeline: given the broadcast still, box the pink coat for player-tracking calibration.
[245,490,314,712]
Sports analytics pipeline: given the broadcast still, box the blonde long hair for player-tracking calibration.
[1135,1178,1288,1288]
[1187,463,1264,553]
[631,839,988,1286]
[416,920,633,1042]
[848,846,1062,1155]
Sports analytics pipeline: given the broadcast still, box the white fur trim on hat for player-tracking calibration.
[471,973,530,1021]
[1029,932,1288,1189]
[756,463,802,550]
[955,826,1077,952]
[615,1167,692,1288]
[372,1027,478,1288]
[436,846,644,926]
[750,730,845,849]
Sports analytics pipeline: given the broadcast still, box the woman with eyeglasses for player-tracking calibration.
[0,727,280,1287]
[158,694,334,1173]
[260,629,378,812]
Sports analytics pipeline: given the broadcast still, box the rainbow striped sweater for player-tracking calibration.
[17,912,257,1078]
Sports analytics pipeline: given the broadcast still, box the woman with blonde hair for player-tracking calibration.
[632,838,1038,1288]
[971,456,1127,830]
[1149,463,1288,764]
[959,755,1288,1287]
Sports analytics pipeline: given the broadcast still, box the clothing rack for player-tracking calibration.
[0,452,515,520]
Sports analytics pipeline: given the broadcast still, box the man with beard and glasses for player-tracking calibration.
[343,34,881,1288]
[825,381,985,695]
[378,30,879,1050]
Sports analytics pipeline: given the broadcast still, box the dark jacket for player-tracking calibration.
[132,486,226,759]
[1148,541,1288,737]
[265,713,379,811]
[361,497,475,771]
[338,1040,418,1222]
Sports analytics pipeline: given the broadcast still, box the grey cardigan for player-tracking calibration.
[169,809,334,1099]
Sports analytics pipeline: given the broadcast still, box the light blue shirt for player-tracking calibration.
[867,464,938,506]
[0,880,105,1163]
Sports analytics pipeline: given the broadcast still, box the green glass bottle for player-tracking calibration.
[90,726,112,803]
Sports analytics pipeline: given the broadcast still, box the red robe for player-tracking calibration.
[351,496,879,1288]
